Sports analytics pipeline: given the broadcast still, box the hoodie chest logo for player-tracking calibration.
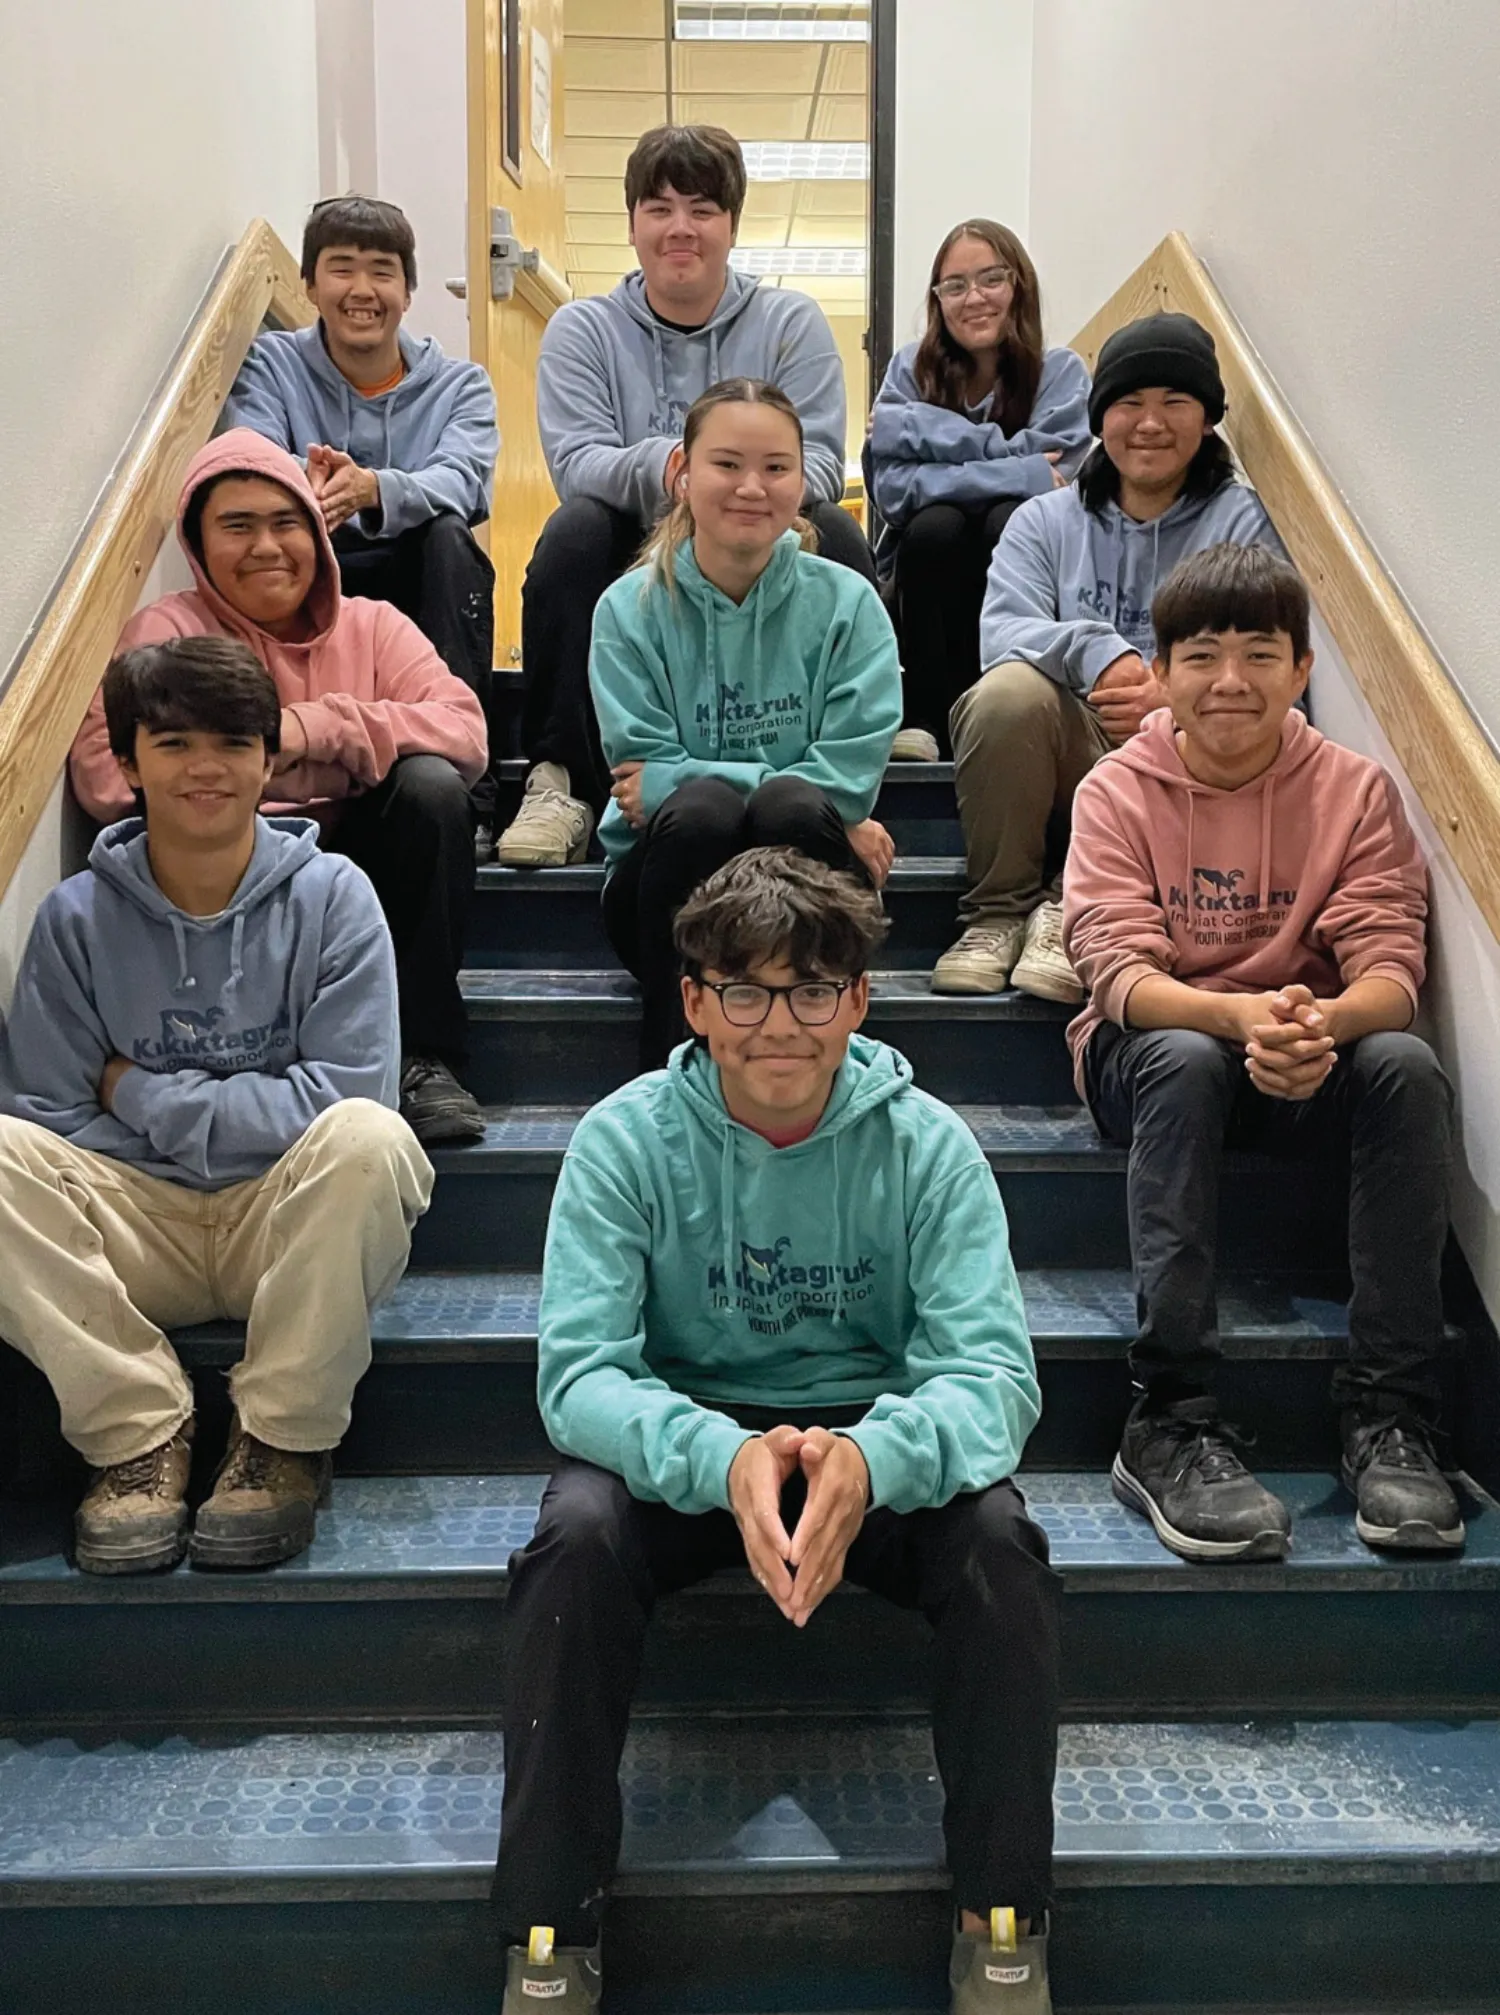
[707,1235,878,1334]
[1078,576,1154,647]
[694,680,807,750]
[133,1002,295,1073]
[1166,866,1301,945]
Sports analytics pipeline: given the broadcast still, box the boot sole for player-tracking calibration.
[74,1528,188,1576]
[189,1512,317,1570]
[1010,960,1085,1006]
[930,968,1013,996]
[1353,1510,1466,1551]
[494,830,591,868]
[405,1108,488,1144]
[1111,1455,1292,1562]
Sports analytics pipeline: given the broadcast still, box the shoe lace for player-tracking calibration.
[1161,1413,1255,1487]
[220,1433,278,1492]
[1353,1415,1440,1475]
[401,1056,445,1095]
[1028,904,1066,955]
[960,927,1012,955]
[101,1445,174,1498]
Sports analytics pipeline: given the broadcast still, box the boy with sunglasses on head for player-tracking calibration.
[493,847,1061,2015]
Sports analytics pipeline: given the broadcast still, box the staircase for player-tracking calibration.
[2,753,1499,2015]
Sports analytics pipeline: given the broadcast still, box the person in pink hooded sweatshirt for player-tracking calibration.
[1063,543,1463,1566]
[71,430,489,1144]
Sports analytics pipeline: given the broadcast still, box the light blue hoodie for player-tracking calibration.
[981,475,1281,695]
[590,532,901,867]
[868,342,1093,530]
[538,1035,1041,1516]
[537,270,848,519]
[225,324,498,540]
[0,817,399,1191]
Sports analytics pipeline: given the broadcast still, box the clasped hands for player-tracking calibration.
[1235,982,1338,1101]
[608,763,894,888]
[306,445,380,533]
[728,1425,870,1629]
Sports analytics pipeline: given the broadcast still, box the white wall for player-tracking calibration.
[1027,0,1500,744]
[893,0,1035,350]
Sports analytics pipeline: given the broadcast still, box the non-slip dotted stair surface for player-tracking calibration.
[5,1719,1500,1890]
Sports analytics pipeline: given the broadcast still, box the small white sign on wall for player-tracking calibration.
[530,28,553,168]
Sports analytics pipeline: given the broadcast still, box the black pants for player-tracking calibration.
[520,497,878,816]
[891,501,1024,753]
[1084,1024,1454,1419]
[492,1454,1061,1948]
[325,754,475,1069]
[601,773,856,1069]
[334,513,497,817]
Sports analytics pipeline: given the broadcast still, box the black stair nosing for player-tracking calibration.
[6,1470,1496,1605]
[458,968,1069,1023]
[475,856,967,895]
[3,1716,1499,1906]
[489,757,957,790]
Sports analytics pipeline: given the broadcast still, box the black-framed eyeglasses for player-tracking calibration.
[695,979,855,1027]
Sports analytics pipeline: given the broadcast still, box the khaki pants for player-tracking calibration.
[0,1100,434,1467]
[949,660,1113,928]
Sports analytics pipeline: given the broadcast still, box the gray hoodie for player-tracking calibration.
[536,270,848,520]
[981,476,1281,695]
[0,817,398,1191]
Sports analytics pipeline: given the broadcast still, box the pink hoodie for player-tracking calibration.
[1062,706,1427,1094]
[70,429,487,821]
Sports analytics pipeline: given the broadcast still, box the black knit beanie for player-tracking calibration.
[1087,313,1225,434]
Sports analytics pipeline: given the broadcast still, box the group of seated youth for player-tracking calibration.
[0,125,1467,2015]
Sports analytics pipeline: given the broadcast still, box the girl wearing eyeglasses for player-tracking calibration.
[590,377,902,1070]
[867,220,1091,761]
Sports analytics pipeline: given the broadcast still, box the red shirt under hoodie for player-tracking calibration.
[70,429,487,822]
[1062,706,1428,1097]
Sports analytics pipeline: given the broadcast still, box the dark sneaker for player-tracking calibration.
[190,1420,332,1569]
[951,1911,1052,2013]
[502,1929,602,2011]
[1112,1396,1292,1562]
[400,1055,486,1144]
[1342,1413,1465,1552]
[75,1423,193,1576]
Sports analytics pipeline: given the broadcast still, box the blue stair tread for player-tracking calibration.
[459,969,1068,1022]
[4,1717,1499,1896]
[476,856,967,894]
[6,1471,1495,1595]
[161,1266,1353,1366]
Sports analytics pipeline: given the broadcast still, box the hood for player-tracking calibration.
[174,429,341,647]
[610,267,763,414]
[668,1032,914,1327]
[87,813,322,996]
[1108,704,1327,928]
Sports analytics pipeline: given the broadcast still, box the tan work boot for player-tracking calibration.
[502,1928,602,2011]
[951,1910,1053,2014]
[190,1417,331,1570]
[496,762,593,867]
[931,922,1027,995]
[75,1422,194,1576]
[1010,901,1083,1004]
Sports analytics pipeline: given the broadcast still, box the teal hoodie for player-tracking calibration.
[590,532,902,866]
[537,1034,1041,1516]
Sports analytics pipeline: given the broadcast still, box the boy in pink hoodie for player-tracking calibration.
[1063,544,1462,1563]
[70,431,489,1144]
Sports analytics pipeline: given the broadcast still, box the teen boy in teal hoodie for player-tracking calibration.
[0,639,432,1576]
[493,850,1060,2015]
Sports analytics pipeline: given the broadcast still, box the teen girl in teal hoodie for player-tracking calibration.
[590,377,902,1066]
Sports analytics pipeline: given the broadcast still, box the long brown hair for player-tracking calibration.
[639,377,817,590]
[912,219,1044,438]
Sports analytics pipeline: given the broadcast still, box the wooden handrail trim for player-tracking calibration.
[0,218,313,900]
[515,259,572,323]
[1070,233,1500,947]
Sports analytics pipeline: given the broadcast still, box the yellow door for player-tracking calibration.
[467,0,570,664]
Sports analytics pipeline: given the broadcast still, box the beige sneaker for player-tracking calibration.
[1010,901,1083,1004]
[496,762,593,867]
[931,922,1027,995]
[891,726,941,762]
[75,1422,194,1576]
[190,1418,332,1570]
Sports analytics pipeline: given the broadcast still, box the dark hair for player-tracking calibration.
[1152,543,1309,664]
[912,219,1044,439]
[103,638,282,760]
[624,125,747,228]
[301,194,417,290]
[675,847,889,981]
[1076,429,1238,517]
[182,469,313,563]
[640,378,814,587]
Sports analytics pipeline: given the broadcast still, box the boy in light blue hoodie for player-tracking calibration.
[935,314,1282,1008]
[0,639,432,1576]
[500,125,877,870]
[493,849,1060,2015]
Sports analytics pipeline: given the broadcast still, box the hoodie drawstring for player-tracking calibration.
[651,324,668,412]
[709,327,721,384]
[1257,774,1276,911]
[168,915,196,994]
[718,1128,736,1324]
[228,913,247,992]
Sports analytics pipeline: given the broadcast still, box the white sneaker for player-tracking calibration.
[1010,901,1083,1004]
[891,726,941,762]
[496,762,593,868]
[931,922,1027,995]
